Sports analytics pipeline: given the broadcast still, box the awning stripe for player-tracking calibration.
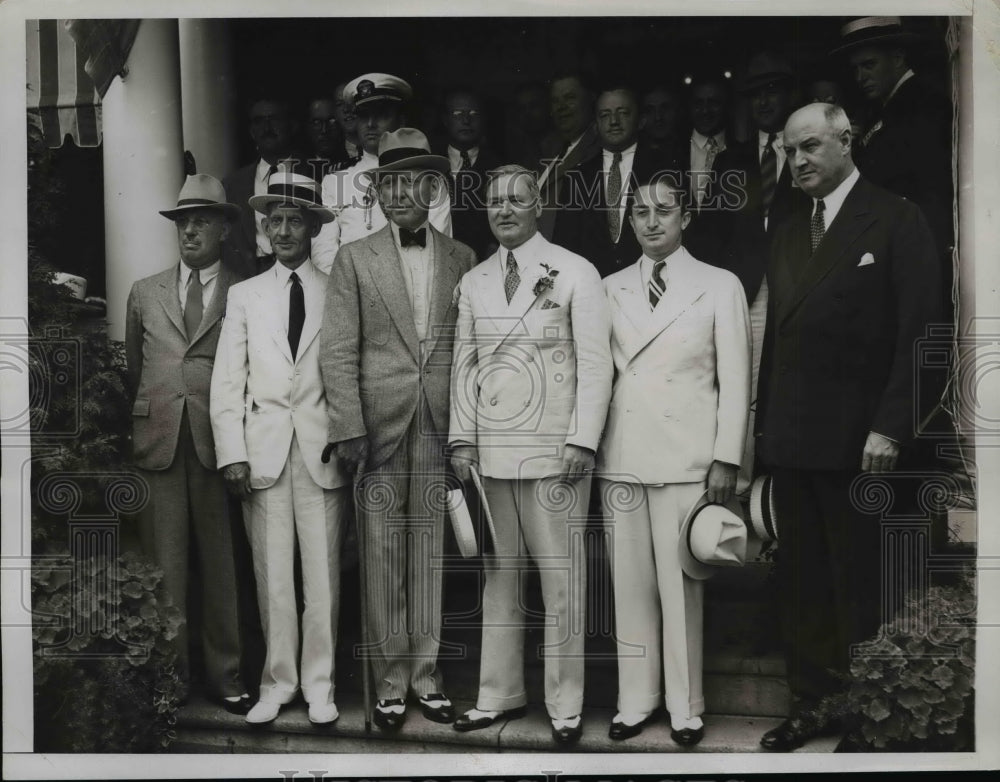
[26,18,102,148]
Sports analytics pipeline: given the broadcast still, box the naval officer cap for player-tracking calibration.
[345,73,414,110]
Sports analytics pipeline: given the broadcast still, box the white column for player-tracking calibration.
[179,19,237,180]
[103,20,183,341]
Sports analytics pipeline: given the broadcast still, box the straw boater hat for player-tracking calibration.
[737,51,795,94]
[248,171,336,224]
[159,174,240,221]
[677,493,749,581]
[831,16,924,56]
[367,128,451,179]
[748,474,780,547]
[345,72,413,110]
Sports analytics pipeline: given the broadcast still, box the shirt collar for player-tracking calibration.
[499,231,544,272]
[256,157,273,184]
[692,130,725,150]
[272,258,316,286]
[885,69,915,105]
[603,142,637,162]
[391,221,431,252]
[815,166,860,220]
[448,144,479,167]
[640,244,684,278]
[758,129,783,147]
[180,259,221,286]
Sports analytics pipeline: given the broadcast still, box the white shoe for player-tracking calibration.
[245,701,281,725]
[308,702,340,724]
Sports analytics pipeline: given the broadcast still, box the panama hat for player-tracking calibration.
[831,16,924,56]
[159,174,240,221]
[748,474,780,545]
[368,128,451,178]
[247,171,336,223]
[678,492,748,581]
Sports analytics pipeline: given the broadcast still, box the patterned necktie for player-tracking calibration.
[400,227,427,248]
[810,199,826,253]
[648,260,666,310]
[704,136,719,170]
[460,149,471,171]
[288,271,304,359]
[183,267,203,343]
[760,132,777,217]
[504,251,520,304]
[607,151,623,241]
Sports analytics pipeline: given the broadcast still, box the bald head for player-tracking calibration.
[782,103,854,198]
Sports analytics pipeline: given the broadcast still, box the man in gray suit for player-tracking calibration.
[124,174,249,714]
[320,128,477,731]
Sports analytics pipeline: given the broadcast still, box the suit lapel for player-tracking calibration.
[294,265,327,361]
[635,249,706,356]
[424,231,461,356]
[157,266,187,341]
[188,265,234,348]
[779,178,875,327]
[609,263,649,359]
[367,227,420,363]
[258,276,294,364]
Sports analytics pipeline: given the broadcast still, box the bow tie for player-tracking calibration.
[399,227,427,248]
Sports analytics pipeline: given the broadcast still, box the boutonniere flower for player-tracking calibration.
[532,263,560,297]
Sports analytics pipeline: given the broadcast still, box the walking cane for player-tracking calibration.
[353,470,373,733]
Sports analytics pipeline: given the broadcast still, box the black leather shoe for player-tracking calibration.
[418,693,455,724]
[760,717,817,752]
[551,716,583,746]
[219,694,252,716]
[453,706,526,732]
[373,698,406,731]
[608,711,658,740]
[670,726,705,747]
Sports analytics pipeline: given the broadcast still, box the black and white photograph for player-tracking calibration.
[2,0,998,778]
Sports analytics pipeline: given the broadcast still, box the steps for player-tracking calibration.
[172,693,840,754]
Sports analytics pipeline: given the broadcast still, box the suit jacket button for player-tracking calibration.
[490,398,498,406]
[176,391,184,397]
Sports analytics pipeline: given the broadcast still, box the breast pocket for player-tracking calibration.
[363,297,391,345]
[524,307,568,346]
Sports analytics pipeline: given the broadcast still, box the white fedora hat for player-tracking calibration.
[678,492,749,580]
[159,174,240,221]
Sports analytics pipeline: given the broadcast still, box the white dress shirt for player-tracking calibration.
[690,130,726,207]
[814,166,860,228]
[178,260,220,313]
[448,145,479,174]
[390,221,435,343]
[271,257,320,335]
[603,143,637,244]
[758,130,786,230]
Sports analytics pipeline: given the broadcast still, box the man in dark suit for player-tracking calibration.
[124,174,249,715]
[755,103,941,751]
[553,84,671,278]
[439,87,500,259]
[835,16,953,299]
[222,97,299,277]
[537,73,601,241]
[320,129,477,731]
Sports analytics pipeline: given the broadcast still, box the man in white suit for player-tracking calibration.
[211,172,350,726]
[449,164,613,746]
[597,176,751,745]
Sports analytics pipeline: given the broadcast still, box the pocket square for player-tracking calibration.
[858,253,875,267]
[540,299,561,310]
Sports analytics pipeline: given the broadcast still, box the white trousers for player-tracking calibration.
[243,434,347,705]
[601,479,705,720]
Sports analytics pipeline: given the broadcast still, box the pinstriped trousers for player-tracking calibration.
[355,396,448,701]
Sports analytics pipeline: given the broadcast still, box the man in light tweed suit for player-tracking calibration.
[320,129,476,731]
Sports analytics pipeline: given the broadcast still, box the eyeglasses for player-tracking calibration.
[485,195,537,209]
[175,216,217,231]
[449,109,480,120]
[309,117,338,129]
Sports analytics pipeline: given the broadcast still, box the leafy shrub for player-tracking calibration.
[32,551,185,752]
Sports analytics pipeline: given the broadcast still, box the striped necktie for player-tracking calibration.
[504,251,520,304]
[183,268,203,343]
[648,259,666,310]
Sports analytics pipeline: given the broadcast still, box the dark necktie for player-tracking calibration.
[288,271,304,359]
[266,163,278,181]
[400,227,427,248]
[459,149,471,170]
[648,259,666,310]
[760,132,777,218]
[607,151,623,241]
[504,251,520,304]
[183,268,203,343]
[810,199,826,253]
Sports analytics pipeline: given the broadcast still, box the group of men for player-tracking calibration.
[125,15,945,751]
